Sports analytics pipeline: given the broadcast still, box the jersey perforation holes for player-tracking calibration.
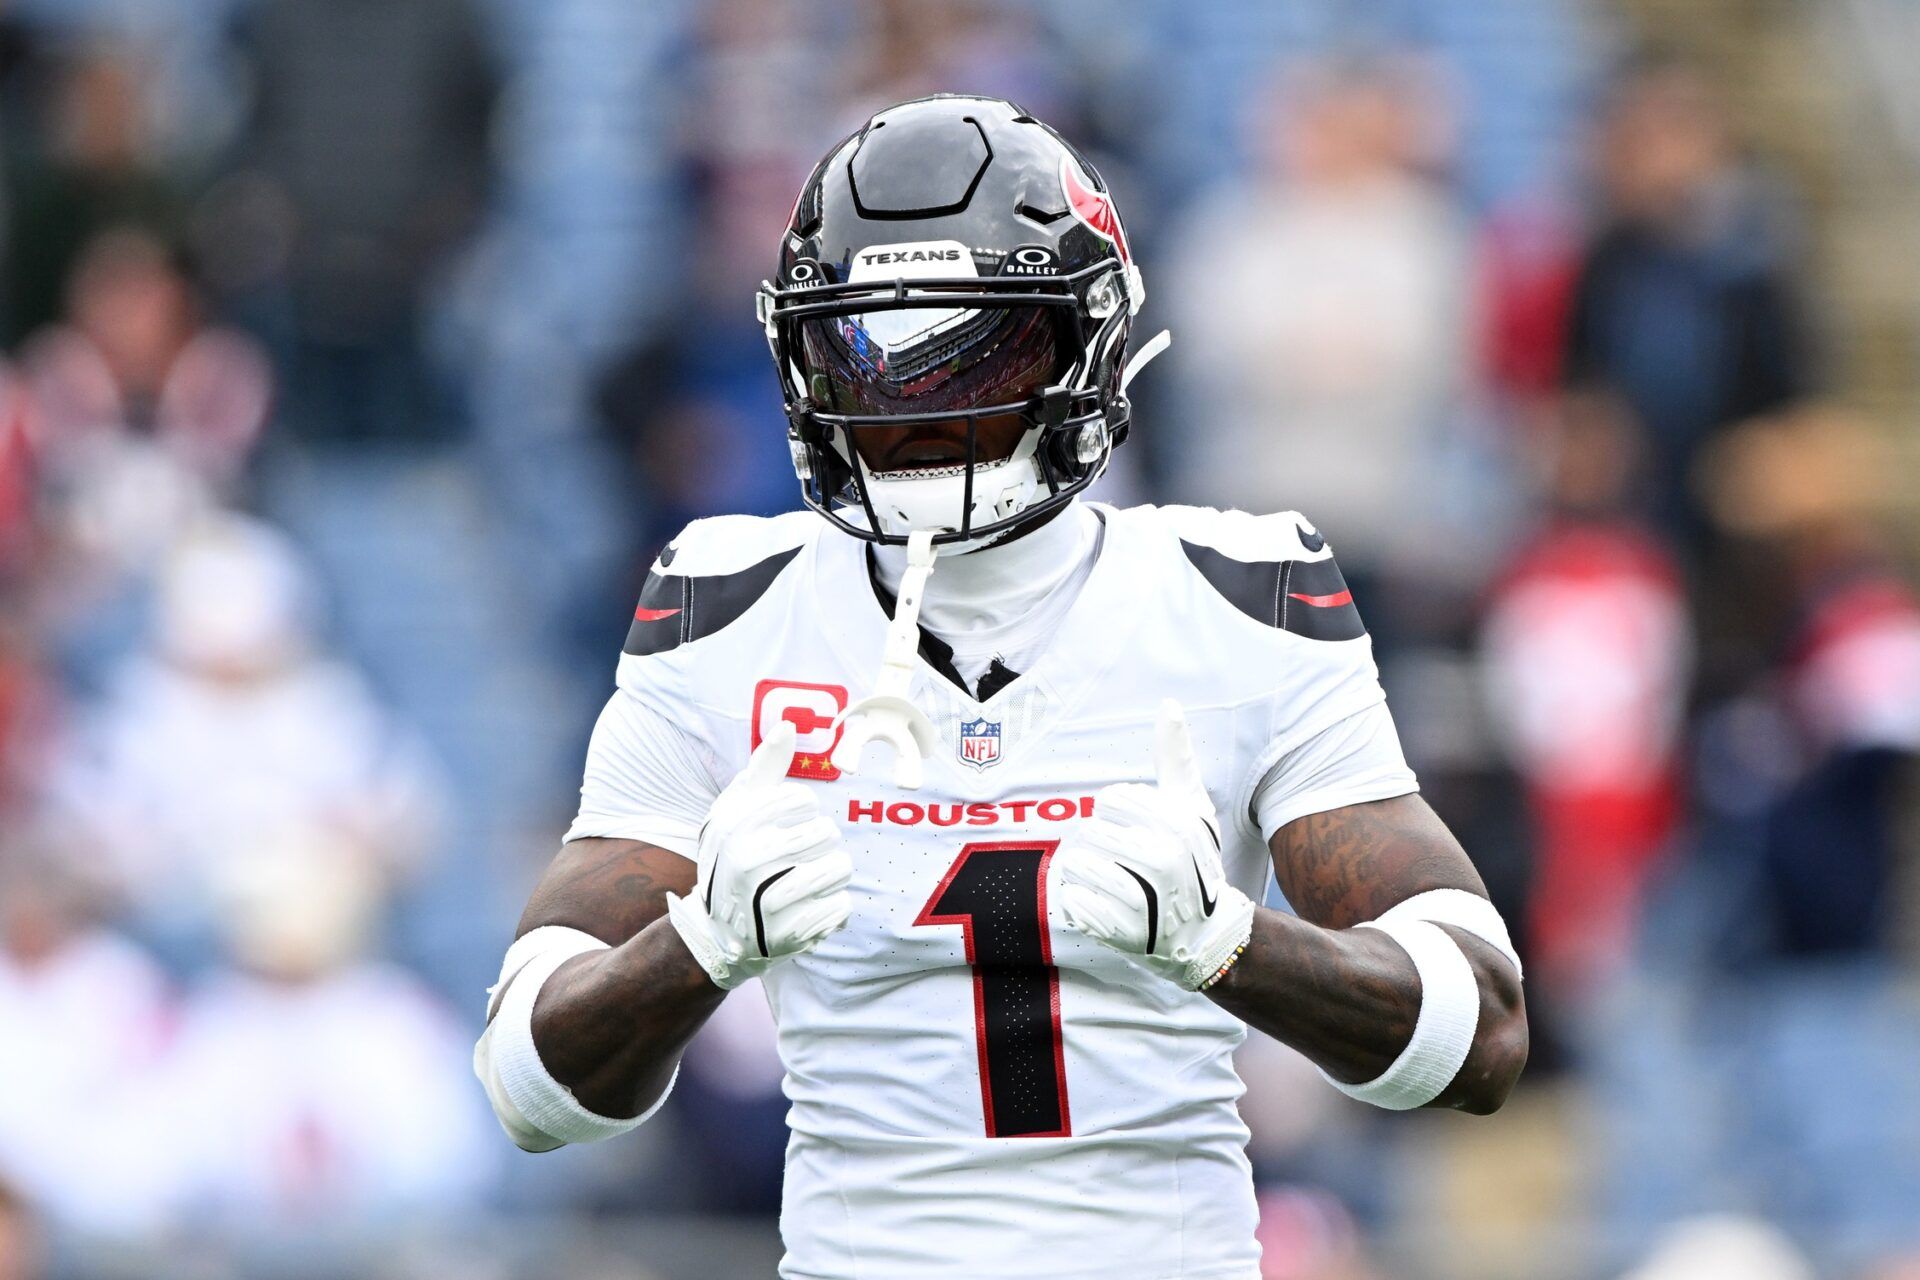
[914,840,1071,1139]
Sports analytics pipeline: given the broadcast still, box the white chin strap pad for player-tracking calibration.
[1322,889,1522,1111]
[832,528,940,789]
[474,925,677,1150]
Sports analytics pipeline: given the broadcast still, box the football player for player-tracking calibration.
[476,96,1526,1279]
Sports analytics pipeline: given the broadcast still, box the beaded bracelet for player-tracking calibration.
[1198,941,1249,991]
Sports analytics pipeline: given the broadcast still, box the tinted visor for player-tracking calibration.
[798,303,1067,419]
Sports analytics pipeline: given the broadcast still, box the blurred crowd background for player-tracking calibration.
[0,0,1916,1277]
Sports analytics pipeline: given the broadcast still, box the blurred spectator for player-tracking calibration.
[1594,412,1920,1264]
[212,0,498,442]
[1564,53,1814,549]
[1482,388,1691,994]
[1,45,185,343]
[164,829,496,1220]
[1478,199,1583,405]
[0,1178,43,1280]
[0,843,177,1234]
[48,513,446,950]
[1166,52,1476,601]
[596,161,805,552]
[598,377,799,562]
[600,45,815,554]
[22,226,268,485]
[19,228,270,644]
[1695,409,1920,957]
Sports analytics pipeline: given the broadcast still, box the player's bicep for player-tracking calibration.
[517,676,714,941]
[515,837,695,944]
[486,838,694,1030]
[520,676,718,944]
[1267,793,1486,931]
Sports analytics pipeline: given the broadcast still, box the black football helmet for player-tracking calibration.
[757,95,1153,546]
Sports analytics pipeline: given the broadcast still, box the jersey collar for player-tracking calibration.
[812,501,1147,724]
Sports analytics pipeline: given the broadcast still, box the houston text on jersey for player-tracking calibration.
[845,796,1096,827]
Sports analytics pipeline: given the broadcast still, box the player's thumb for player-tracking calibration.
[742,720,799,789]
[1154,699,1210,808]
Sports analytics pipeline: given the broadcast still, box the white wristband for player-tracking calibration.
[1323,916,1480,1110]
[476,926,677,1149]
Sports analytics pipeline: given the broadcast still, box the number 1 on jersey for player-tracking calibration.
[914,840,1072,1138]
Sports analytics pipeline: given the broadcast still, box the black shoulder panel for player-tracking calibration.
[1180,541,1365,642]
[623,546,802,657]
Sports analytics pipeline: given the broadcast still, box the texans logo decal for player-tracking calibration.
[1060,154,1130,265]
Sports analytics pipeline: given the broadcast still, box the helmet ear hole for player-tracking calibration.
[1043,416,1111,481]
[1075,418,1111,465]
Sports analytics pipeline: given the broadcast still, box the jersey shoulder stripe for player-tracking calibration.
[1179,540,1364,641]
[623,513,814,657]
[1131,503,1364,642]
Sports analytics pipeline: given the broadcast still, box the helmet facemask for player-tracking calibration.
[760,258,1134,548]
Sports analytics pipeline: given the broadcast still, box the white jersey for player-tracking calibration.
[568,502,1417,1280]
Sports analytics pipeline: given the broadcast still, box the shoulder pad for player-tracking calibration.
[623,514,813,657]
[1160,506,1364,642]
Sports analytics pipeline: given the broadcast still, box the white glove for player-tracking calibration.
[1052,700,1258,990]
[666,722,854,989]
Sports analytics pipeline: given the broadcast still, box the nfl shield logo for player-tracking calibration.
[958,717,1002,770]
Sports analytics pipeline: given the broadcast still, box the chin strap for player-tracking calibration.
[1122,329,1171,392]
[831,528,941,789]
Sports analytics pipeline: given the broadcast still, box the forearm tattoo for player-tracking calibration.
[1267,793,1482,929]
[516,836,696,943]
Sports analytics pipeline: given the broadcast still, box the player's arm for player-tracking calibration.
[1208,794,1527,1114]
[475,722,852,1152]
[1053,700,1525,1115]
[492,837,719,1124]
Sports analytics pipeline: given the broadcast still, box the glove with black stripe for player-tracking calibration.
[1052,701,1258,990]
[666,722,853,989]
